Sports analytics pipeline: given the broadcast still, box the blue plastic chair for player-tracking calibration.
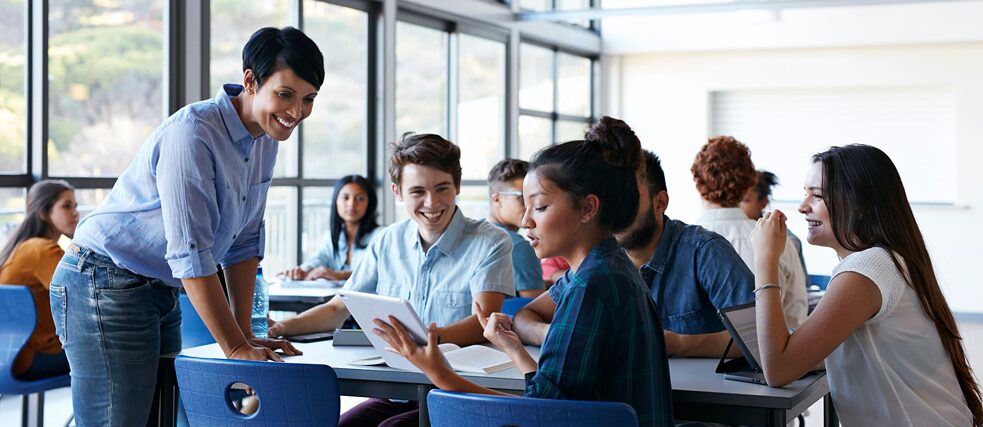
[0,285,72,427]
[174,356,340,427]
[427,389,638,427]
[808,274,831,291]
[502,297,535,317]
[179,293,216,349]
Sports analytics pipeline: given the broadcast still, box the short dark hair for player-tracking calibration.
[641,150,667,196]
[751,170,779,202]
[530,116,641,233]
[388,133,462,189]
[487,159,529,194]
[242,27,324,90]
[691,135,757,207]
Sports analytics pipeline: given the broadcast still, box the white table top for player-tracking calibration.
[178,340,826,408]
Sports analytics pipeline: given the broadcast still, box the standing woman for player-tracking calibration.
[373,117,674,426]
[0,180,78,380]
[751,144,980,426]
[280,175,381,281]
[50,27,323,426]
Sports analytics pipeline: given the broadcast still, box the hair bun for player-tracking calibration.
[585,116,641,171]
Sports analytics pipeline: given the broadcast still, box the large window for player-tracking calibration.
[0,0,26,174]
[518,42,594,160]
[0,0,599,273]
[396,21,448,137]
[47,0,164,177]
[302,1,368,179]
[457,34,506,180]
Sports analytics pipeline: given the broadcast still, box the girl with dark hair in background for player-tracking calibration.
[0,180,77,380]
[372,117,674,426]
[280,175,381,281]
[752,144,980,426]
[50,26,324,425]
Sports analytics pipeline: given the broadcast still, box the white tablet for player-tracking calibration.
[336,290,435,372]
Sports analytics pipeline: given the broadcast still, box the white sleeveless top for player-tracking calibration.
[828,247,972,426]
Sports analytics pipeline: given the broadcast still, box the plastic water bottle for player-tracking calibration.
[251,267,269,339]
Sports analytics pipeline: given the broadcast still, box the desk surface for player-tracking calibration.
[179,341,827,407]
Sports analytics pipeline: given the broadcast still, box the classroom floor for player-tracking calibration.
[4,320,983,426]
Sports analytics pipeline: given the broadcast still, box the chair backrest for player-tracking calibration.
[180,293,217,349]
[0,285,38,392]
[427,389,638,427]
[175,356,340,427]
[808,274,831,291]
[501,297,534,317]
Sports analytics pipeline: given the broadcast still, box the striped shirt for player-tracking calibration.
[525,238,674,426]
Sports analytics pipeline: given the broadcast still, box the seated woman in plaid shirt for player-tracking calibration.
[373,116,674,426]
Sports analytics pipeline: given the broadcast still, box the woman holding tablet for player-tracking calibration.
[373,117,674,426]
[280,174,381,281]
[751,144,980,426]
[50,27,321,426]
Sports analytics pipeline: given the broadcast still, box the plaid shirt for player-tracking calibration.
[525,238,674,426]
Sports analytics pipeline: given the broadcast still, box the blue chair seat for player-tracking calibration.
[502,297,535,317]
[1,285,72,426]
[175,356,340,426]
[427,389,638,427]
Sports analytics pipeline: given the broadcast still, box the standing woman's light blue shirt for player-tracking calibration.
[300,226,383,272]
[72,84,277,286]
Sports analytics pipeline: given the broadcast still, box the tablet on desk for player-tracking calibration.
[717,302,814,386]
[336,290,433,372]
[285,330,335,343]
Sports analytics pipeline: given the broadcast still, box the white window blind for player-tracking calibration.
[711,87,957,204]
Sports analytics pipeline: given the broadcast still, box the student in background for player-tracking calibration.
[740,169,808,276]
[540,256,569,286]
[51,27,319,425]
[514,143,752,359]
[280,174,381,281]
[691,136,807,328]
[373,116,674,426]
[0,180,78,380]
[486,159,545,298]
[269,133,514,427]
[751,144,980,426]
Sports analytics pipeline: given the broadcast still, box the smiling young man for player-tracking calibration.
[269,133,515,426]
[513,149,754,358]
[486,159,545,298]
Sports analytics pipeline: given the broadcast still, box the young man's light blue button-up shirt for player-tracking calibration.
[343,208,515,326]
[300,226,383,272]
[72,84,277,286]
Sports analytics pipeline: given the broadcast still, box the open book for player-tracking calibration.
[438,343,515,374]
[350,343,515,374]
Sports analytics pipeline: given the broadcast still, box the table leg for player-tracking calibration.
[148,357,177,427]
[21,393,43,427]
[765,408,787,427]
[417,384,434,427]
[824,393,838,427]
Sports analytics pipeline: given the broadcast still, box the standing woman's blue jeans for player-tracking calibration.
[50,244,182,427]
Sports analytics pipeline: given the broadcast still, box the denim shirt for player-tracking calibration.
[343,208,515,326]
[72,84,276,286]
[300,227,382,272]
[641,216,754,334]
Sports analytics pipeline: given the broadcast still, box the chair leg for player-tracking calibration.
[21,392,45,427]
[64,413,74,427]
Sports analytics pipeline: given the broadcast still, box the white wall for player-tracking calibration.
[606,43,983,313]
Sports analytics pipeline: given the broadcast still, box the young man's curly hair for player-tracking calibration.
[691,135,757,207]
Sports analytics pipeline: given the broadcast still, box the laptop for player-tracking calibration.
[716,302,819,385]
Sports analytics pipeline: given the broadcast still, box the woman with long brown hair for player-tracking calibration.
[751,144,980,426]
[0,180,77,380]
